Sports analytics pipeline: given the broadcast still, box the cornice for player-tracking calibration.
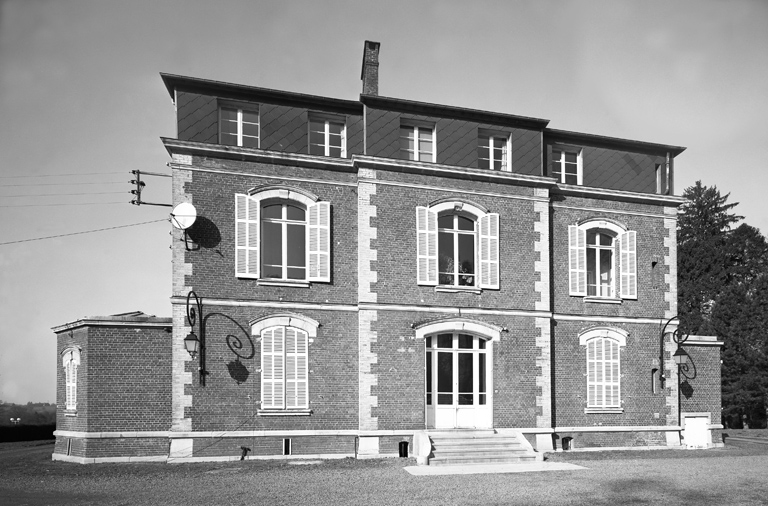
[545,128,686,157]
[552,183,687,206]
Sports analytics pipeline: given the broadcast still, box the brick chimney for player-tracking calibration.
[361,41,380,96]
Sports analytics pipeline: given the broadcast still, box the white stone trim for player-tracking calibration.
[556,314,674,325]
[52,320,171,333]
[552,185,687,205]
[250,313,320,338]
[554,425,681,432]
[169,163,358,188]
[247,185,318,206]
[359,309,378,431]
[170,297,357,312]
[52,454,168,464]
[54,430,170,438]
[664,209,678,319]
[684,335,724,346]
[533,199,550,312]
[168,453,355,463]
[413,317,503,341]
[553,203,672,220]
[358,177,548,204]
[535,317,552,428]
[578,326,629,346]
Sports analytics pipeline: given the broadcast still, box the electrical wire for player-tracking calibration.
[0,219,167,246]
[0,171,125,179]
[0,181,126,187]
[1,191,127,197]
[0,202,126,208]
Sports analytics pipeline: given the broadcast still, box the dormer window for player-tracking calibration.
[551,146,582,185]
[220,104,260,148]
[309,115,346,157]
[400,122,435,162]
[478,132,509,171]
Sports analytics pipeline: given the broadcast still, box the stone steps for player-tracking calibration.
[428,430,539,466]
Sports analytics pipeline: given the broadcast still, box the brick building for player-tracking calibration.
[52,41,723,463]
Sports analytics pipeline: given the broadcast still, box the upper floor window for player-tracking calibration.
[551,146,582,185]
[417,200,499,290]
[569,220,636,300]
[400,123,435,162]
[478,133,509,171]
[220,104,260,148]
[580,328,626,412]
[252,314,319,414]
[235,187,330,284]
[309,116,346,157]
[61,348,80,411]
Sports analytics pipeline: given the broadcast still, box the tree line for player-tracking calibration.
[678,181,768,429]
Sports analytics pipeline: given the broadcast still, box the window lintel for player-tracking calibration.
[246,185,319,206]
[250,313,319,338]
[414,318,502,342]
[428,198,488,217]
[576,218,627,235]
[578,327,628,346]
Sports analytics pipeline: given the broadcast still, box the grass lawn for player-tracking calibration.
[1,435,767,505]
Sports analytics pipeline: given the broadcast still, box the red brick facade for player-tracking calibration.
[52,42,723,463]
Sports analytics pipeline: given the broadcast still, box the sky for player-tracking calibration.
[0,0,766,404]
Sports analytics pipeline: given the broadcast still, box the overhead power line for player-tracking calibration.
[0,202,125,208]
[0,171,125,179]
[2,191,127,197]
[0,219,168,246]
[0,181,125,187]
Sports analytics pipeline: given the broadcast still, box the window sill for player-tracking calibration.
[435,285,482,294]
[64,410,77,417]
[584,408,624,414]
[256,279,311,288]
[257,409,312,416]
[584,297,622,304]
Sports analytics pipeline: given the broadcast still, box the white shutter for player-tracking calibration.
[416,206,438,285]
[619,231,637,299]
[235,194,259,278]
[285,328,308,409]
[261,328,284,409]
[568,225,587,296]
[307,201,331,282]
[479,213,500,289]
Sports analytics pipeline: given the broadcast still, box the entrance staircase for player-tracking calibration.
[427,430,540,466]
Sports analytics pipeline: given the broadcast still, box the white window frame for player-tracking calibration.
[235,187,330,285]
[551,145,583,185]
[219,102,260,148]
[580,328,626,413]
[587,229,616,298]
[568,220,637,300]
[417,201,499,291]
[252,314,318,414]
[61,348,81,411]
[308,114,346,157]
[400,122,436,163]
[478,131,510,171]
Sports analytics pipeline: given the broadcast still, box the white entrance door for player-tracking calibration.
[426,333,492,429]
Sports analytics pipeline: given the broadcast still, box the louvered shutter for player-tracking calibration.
[479,213,500,289]
[308,201,331,282]
[619,230,637,299]
[416,206,438,285]
[261,328,284,409]
[587,340,596,407]
[235,194,259,278]
[606,340,620,407]
[285,328,308,409]
[568,225,587,296]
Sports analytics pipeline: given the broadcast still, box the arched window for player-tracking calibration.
[235,186,330,284]
[416,200,499,290]
[61,348,81,411]
[579,328,626,412]
[252,314,319,412]
[569,219,636,299]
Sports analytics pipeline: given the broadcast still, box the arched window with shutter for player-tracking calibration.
[416,200,499,291]
[235,186,331,284]
[579,327,627,413]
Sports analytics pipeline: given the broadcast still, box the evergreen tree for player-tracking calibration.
[678,181,742,333]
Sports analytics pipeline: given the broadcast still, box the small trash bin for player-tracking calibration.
[562,437,573,451]
[398,441,409,458]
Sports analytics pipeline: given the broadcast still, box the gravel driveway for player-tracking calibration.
[1,440,767,505]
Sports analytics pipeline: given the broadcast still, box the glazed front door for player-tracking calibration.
[425,333,491,429]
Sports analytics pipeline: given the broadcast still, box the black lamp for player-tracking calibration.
[184,332,200,358]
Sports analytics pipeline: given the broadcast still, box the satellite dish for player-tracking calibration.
[170,202,197,230]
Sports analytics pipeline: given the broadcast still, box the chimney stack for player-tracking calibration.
[361,41,380,96]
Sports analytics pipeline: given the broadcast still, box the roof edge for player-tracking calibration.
[545,128,686,157]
